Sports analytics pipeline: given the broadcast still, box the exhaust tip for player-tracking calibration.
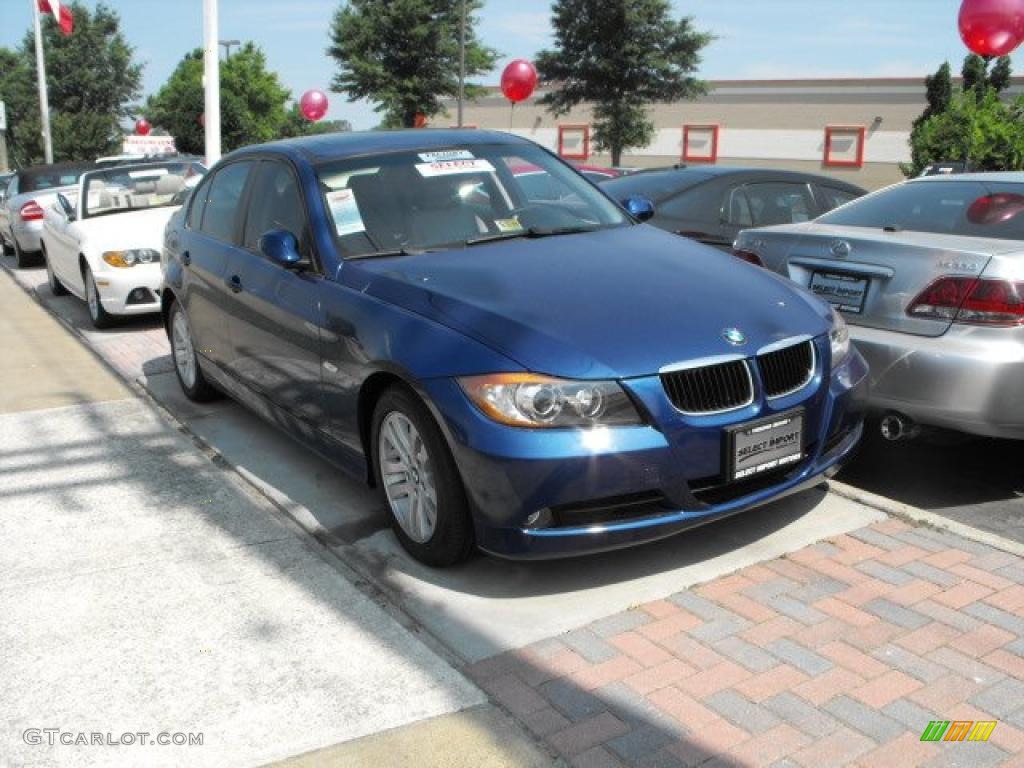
[880,412,920,442]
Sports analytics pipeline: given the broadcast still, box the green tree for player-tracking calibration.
[0,2,142,166]
[962,53,989,96]
[327,0,498,128]
[915,62,952,128]
[280,105,353,138]
[536,0,712,166]
[988,56,1013,93]
[906,90,1024,176]
[147,43,291,155]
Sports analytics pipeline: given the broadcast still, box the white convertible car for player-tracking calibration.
[41,160,204,328]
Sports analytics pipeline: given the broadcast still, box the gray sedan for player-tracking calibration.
[0,162,93,267]
[734,172,1024,440]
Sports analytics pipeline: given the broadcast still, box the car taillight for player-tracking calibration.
[731,248,764,267]
[907,276,1024,326]
[19,201,44,222]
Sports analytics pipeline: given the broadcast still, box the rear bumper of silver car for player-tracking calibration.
[851,323,1024,439]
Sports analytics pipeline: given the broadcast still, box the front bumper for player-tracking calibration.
[422,340,869,559]
[93,263,163,316]
[851,323,1024,439]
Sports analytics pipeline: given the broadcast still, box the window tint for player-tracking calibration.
[819,180,1024,241]
[199,161,254,243]
[743,182,815,226]
[186,173,212,229]
[724,187,753,226]
[243,161,309,256]
[817,186,859,212]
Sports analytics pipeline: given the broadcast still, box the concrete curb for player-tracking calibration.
[829,479,1024,558]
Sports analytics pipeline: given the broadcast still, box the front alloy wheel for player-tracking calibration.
[169,301,218,402]
[372,386,473,566]
[84,267,113,329]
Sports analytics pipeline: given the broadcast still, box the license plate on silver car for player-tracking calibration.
[810,271,868,314]
[728,410,804,482]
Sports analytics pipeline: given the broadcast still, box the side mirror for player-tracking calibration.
[621,196,655,222]
[258,228,303,268]
[57,193,76,221]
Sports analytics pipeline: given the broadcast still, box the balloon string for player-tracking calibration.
[510,101,515,132]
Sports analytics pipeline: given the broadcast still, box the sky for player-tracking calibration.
[1,0,1020,130]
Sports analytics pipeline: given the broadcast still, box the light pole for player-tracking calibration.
[203,0,221,166]
[457,0,466,127]
[219,39,240,60]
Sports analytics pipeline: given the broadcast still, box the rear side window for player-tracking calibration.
[817,186,860,212]
[743,182,815,226]
[199,161,254,243]
[818,180,1024,241]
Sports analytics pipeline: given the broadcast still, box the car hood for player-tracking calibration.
[344,225,831,379]
[78,206,179,252]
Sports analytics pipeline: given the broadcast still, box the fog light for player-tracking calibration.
[524,509,553,529]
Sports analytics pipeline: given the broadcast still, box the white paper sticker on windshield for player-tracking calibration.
[417,149,475,163]
[326,189,366,236]
[415,159,495,178]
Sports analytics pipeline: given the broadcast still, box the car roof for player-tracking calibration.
[235,129,533,163]
[909,171,1024,184]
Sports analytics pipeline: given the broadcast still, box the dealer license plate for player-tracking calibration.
[728,410,804,482]
[810,271,869,314]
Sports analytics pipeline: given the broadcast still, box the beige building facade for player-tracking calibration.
[449,77,1024,190]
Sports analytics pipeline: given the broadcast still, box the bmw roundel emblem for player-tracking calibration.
[722,327,747,346]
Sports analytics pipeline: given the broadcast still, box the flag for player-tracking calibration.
[38,0,73,36]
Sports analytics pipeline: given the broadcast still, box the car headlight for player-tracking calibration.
[102,249,159,268]
[829,307,851,369]
[458,373,642,428]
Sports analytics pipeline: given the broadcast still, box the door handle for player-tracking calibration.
[228,274,243,293]
[181,251,191,267]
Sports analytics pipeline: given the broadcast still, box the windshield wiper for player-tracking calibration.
[465,225,600,246]
[347,246,428,260]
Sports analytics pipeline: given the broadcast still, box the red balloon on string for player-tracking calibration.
[300,90,329,121]
[958,0,1024,57]
[500,59,538,103]
[414,112,427,128]
[135,118,151,136]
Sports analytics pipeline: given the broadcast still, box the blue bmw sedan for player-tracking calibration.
[161,130,868,566]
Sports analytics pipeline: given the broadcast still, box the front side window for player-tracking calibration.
[315,143,630,257]
[817,186,859,212]
[242,161,309,258]
[818,180,1024,241]
[199,161,255,243]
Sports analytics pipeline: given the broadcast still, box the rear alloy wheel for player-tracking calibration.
[1,232,12,256]
[83,266,114,329]
[169,301,218,402]
[44,249,68,296]
[372,386,473,566]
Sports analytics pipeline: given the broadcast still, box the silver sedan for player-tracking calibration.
[734,172,1024,440]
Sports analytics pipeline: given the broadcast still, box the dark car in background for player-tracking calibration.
[601,166,866,254]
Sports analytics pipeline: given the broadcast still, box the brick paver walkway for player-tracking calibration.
[470,519,1024,767]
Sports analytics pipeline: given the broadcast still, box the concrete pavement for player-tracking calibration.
[0,267,552,767]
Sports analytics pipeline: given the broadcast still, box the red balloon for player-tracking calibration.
[135,118,151,136]
[300,89,329,122]
[959,0,1024,57]
[414,112,427,128]
[500,59,538,103]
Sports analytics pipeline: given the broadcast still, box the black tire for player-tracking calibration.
[83,265,115,329]
[168,300,219,402]
[13,237,36,269]
[372,386,474,566]
[1,232,12,256]
[43,247,68,296]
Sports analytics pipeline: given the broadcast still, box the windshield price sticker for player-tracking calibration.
[326,188,366,236]
[417,150,475,163]
[415,159,495,178]
[495,217,524,233]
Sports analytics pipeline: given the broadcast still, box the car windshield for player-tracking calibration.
[315,143,630,257]
[817,179,1024,241]
[81,161,206,219]
[21,166,92,194]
